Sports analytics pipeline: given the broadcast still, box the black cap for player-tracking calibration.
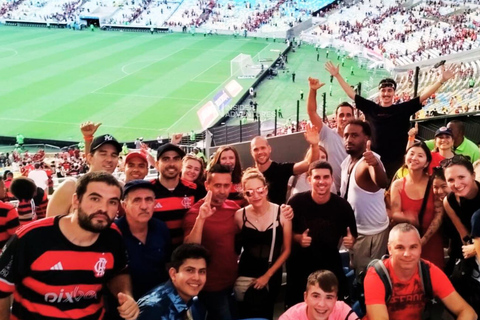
[90,134,122,153]
[156,143,185,160]
[123,179,156,198]
[435,126,453,137]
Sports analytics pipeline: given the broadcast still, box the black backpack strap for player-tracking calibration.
[419,260,433,300]
[372,259,393,303]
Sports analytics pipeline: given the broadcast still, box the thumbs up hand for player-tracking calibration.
[301,229,312,248]
[363,140,378,167]
[342,227,355,249]
[117,293,139,320]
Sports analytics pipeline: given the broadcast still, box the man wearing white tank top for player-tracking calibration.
[340,120,390,275]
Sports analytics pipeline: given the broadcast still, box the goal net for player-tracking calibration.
[230,54,261,79]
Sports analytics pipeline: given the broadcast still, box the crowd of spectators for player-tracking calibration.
[307,0,480,66]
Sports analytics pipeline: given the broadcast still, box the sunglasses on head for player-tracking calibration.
[439,155,471,168]
[378,79,396,90]
[244,186,267,197]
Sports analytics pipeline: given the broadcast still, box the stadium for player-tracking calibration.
[1,0,480,319]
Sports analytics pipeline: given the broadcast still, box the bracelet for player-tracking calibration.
[408,136,415,142]
[83,135,93,142]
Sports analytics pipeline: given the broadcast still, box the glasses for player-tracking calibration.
[244,186,267,197]
[439,155,471,168]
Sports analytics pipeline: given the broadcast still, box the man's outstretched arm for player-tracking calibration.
[325,61,356,100]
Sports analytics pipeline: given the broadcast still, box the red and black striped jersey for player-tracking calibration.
[16,199,36,226]
[0,215,128,320]
[150,178,200,247]
[0,201,19,252]
[33,188,49,220]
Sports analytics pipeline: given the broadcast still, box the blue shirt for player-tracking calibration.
[115,217,171,300]
[138,280,193,320]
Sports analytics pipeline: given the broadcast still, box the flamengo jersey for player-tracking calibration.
[150,178,198,247]
[0,201,19,251]
[0,215,128,320]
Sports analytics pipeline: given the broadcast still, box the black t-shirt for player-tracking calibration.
[288,192,358,270]
[472,210,480,238]
[446,181,480,257]
[354,95,421,163]
[446,181,480,232]
[262,161,294,205]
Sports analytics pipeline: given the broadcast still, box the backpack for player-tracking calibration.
[354,256,444,320]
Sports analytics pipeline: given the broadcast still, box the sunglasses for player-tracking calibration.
[439,155,471,168]
[244,186,267,197]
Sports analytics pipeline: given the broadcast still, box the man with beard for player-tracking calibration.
[250,124,320,205]
[151,143,201,250]
[287,161,357,307]
[183,164,240,320]
[0,172,139,320]
[326,61,457,178]
[340,120,389,275]
[307,76,354,192]
[47,129,122,217]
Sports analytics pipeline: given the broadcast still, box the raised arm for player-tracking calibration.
[80,121,102,156]
[363,141,389,189]
[325,61,356,100]
[46,179,76,217]
[306,77,326,130]
[419,64,457,103]
[293,123,320,175]
[184,191,215,244]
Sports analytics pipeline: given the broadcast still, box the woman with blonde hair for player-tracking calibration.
[234,168,292,319]
[181,154,206,198]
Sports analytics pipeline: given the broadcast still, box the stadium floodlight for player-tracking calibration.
[231,53,262,79]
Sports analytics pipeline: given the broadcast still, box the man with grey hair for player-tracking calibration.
[364,223,476,320]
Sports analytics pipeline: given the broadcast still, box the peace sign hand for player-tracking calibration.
[199,191,216,220]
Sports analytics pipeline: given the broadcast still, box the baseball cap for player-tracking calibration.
[435,126,453,137]
[125,151,148,164]
[90,134,122,153]
[156,143,185,160]
[123,179,156,198]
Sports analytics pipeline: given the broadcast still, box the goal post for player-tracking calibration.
[230,54,261,79]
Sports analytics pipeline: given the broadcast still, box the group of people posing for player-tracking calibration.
[0,60,480,320]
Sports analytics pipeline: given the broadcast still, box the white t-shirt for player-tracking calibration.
[28,169,48,190]
[319,125,347,194]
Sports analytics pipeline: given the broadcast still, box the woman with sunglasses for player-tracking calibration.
[209,146,246,207]
[181,154,207,198]
[234,168,292,319]
[443,155,480,271]
[390,142,444,268]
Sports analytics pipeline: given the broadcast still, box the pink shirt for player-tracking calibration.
[279,301,359,320]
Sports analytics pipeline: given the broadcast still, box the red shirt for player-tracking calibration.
[183,199,240,292]
[364,258,454,320]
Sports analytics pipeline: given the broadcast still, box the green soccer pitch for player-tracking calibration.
[0,26,390,142]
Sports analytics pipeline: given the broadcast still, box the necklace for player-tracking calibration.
[253,211,268,223]
[252,203,271,223]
